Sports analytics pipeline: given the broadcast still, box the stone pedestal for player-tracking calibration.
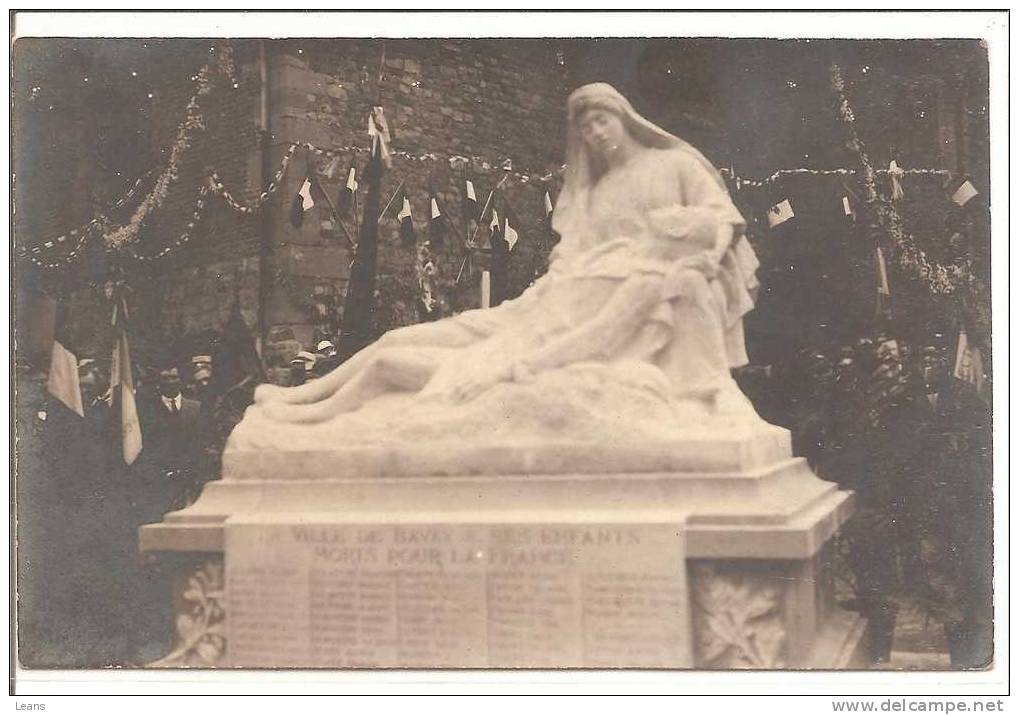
[140,423,866,669]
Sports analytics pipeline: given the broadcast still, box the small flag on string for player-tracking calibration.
[429,196,446,245]
[290,177,315,228]
[504,217,519,251]
[398,196,416,246]
[953,330,986,396]
[767,199,795,228]
[952,179,979,207]
[875,247,891,296]
[464,178,478,221]
[338,166,357,214]
[888,160,905,201]
[543,190,554,220]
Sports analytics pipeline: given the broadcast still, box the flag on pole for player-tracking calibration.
[504,217,519,251]
[338,166,358,215]
[488,209,510,306]
[398,196,416,246]
[767,199,795,228]
[952,180,979,207]
[488,209,502,245]
[875,247,891,296]
[953,330,986,396]
[367,106,392,168]
[110,297,142,465]
[299,178,315,210]
[46,297,83,418]
[429,196,446,245]
[464,178,479,221]
[888,160,905,201]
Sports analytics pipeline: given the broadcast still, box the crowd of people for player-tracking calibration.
[14,320,321,667]
[15,322,352,668]
[286,338,340,385]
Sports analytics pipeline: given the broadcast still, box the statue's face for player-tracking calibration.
[577,107,627,159]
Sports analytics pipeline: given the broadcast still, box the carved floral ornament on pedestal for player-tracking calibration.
[149,559,226,668]
[690,562,787,669]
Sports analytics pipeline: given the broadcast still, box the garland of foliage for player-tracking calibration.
[829,63,975,297]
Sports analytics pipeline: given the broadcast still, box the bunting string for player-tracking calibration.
[19,43,236,267]
[19,133,973,281]
[123,188,210,263]
[721,166,951,189]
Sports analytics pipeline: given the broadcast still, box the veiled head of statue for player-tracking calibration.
[568,83,678,153]
[553,83,729,241]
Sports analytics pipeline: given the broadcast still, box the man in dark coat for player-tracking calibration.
[126,365,210,664]
[136,367,208,522]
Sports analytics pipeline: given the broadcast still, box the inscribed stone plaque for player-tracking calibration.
[226,513,691,668]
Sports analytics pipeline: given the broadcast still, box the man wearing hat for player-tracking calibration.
[289,350,317,386]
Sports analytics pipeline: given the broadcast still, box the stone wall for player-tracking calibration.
[261,39,570,349]
[15,38,570,365]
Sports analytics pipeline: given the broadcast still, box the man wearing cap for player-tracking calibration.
[313,339,339,379]
[188,354,214,403]
[316,339,337,359]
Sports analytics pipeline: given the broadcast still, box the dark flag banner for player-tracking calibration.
[337,119,387,361]
[214,297,265,394]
